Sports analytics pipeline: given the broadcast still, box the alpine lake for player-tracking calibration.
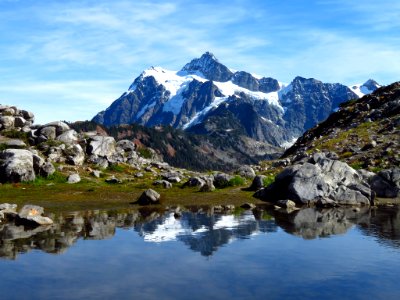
[1,181,400,300]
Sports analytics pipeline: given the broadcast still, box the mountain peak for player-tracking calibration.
[201,51,218,62]
[180,52,233,82]
[362,79,380,91]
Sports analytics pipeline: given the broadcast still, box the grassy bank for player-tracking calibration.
[0,171,260,213]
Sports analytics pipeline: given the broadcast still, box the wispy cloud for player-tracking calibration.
[0,80,127,123]
[0,0,399,123]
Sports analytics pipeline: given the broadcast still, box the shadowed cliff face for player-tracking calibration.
[2,205,400,259]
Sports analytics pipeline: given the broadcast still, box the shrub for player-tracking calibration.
[137,147,153,159]
[227,175,245,187]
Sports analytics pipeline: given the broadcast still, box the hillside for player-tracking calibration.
[69,121,282,171]
[283,81,400,171]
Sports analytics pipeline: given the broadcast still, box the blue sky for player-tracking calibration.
[0,0,399,123]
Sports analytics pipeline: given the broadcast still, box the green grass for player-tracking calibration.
[0,143,10,151]
[107,164,127,173]
[308,121,378,154]
[1,129,29,142]
[350,162,364,170]
[28,171,67,186]
[263,175,275,187]
[0,176,260,214]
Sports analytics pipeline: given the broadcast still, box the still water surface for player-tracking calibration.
[1,205,400,299]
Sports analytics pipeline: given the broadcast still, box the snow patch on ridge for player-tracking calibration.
[280,137,298,149]
[349,81,380,98]
[213,81,284,111]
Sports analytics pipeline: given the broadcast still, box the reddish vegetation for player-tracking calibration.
[96,126,108,136]
[166,144,176,157]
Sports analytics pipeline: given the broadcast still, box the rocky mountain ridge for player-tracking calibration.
[93,52,380,147]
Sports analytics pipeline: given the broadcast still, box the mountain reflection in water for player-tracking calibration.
[1,205,400,259]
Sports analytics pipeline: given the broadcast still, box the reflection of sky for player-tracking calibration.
[1,224,400,300]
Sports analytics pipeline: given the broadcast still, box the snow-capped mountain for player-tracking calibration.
[93,52,379,147]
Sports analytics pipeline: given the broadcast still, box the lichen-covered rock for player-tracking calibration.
[116,139,136,152]
[57,129,79,145]
[65,144,85,166]
[0,149,35,183]
[87,136,116,157]
[18,204,53,226]
[18,205,44,218]
[39,126,57,140]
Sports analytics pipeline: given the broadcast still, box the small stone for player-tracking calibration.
[276,200,296,209]
[248,175,266,191]
[91,170,101,178]
[0,203,17,213]
[40,162,56,177]
[200,179,215,192]
[135,189,160,205]
[105,176,122,184]
[240,203,256,210]
[67,173,81,184]
[153,180,172,189]
[18,205,44,218]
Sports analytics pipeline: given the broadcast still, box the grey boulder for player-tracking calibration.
[67,173,81,184]
[200,179,216,192]
[18,204,53,226]
[248,175,266,191]
[0,149,36,183]
[369,168,400,198]
[57,129,79,145]
[237,165,256,179]
[87,136,116,157]
[254,154,373,206]
[65,144,85,166]
[213,173,233,188]
[135,189,161,205]
[153,180,173,189]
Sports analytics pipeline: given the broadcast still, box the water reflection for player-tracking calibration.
[1,205,400,259]
[270,207,371,239]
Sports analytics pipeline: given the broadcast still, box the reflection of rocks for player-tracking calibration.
[270,207,370,239]
[0,210,140,259]
[358,206,400,248]
[3,205,400,259]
